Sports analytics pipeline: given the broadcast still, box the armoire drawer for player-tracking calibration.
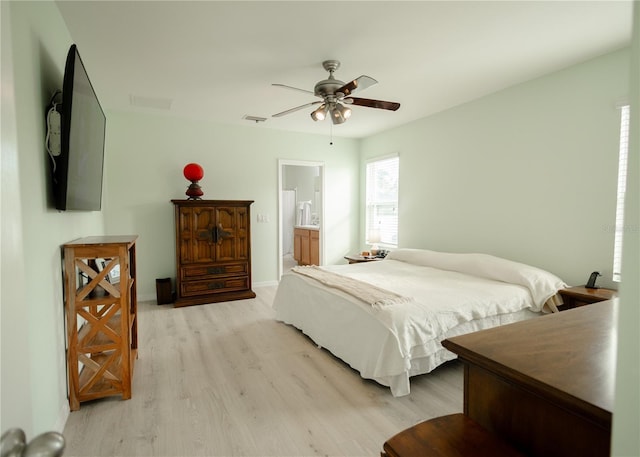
[181,276,250,296]
[180,262,248,281]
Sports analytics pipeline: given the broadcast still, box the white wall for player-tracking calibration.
[1,0,32,435]
[611,4,639,456]
[102,111,359,298]
[284,165,319,209]
[361,48,630,289]
[1,1,105,436]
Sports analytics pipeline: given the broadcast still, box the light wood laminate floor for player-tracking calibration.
[63,286,463,456]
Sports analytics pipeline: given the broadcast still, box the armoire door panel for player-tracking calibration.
[192,207,216,263]
[215,206,239,261]
[178,207,194,264]
[235,208,250,260]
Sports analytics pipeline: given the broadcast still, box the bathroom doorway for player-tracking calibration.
[278,159,324,279]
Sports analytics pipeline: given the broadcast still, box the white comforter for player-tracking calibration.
[273,249,566,396]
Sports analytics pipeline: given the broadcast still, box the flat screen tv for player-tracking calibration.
[54,44,106,211]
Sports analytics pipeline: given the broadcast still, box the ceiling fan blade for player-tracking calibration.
[336,75,377,97]
[345,97,400,111]
[272,83,315,95]
[272,101,322,117]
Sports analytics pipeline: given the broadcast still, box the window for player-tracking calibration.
[366,155,399,248]
[612,105,630,282]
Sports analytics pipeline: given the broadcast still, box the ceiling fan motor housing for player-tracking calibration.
[314,79,344,98]
[314,60,344,98]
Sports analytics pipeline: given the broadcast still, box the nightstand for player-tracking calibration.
[344,254,383,264]
[558,286,618,310]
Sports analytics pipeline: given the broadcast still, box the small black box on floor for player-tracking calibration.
[155,278,173,305]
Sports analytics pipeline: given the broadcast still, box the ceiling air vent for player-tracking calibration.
[242,115,267,123]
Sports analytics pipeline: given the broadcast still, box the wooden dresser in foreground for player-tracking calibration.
[442,300,616,457]
[172,199,256,307]
[63,236,138,410]
[383,300,616,456]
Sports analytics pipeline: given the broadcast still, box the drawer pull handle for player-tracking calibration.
[207,282,224,290]
[207,267,226,275]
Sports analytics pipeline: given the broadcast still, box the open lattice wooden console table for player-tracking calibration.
[62,236,138,410]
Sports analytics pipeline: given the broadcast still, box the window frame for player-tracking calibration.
[612,104,630,282]
[365,154,399,249]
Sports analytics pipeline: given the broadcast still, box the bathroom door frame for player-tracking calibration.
[278,159,325,280]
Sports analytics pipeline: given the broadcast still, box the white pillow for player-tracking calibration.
[387,248,567,308]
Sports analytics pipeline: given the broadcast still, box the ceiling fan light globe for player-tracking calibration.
[331,108,346,125]
[330,103,351,124]
[310,104,328,121]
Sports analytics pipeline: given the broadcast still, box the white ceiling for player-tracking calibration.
[55,1,633,139]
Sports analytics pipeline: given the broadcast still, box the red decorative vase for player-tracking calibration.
[183,163,204,199]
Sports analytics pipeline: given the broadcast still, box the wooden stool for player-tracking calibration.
[382,414,525,457]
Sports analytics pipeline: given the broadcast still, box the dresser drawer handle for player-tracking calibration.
[207,282,224,290]
[207,266,226,275]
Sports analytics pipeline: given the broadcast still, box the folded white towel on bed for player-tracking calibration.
[291,265,412,308]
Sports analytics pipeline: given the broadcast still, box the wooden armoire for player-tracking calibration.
[172,199,255,307]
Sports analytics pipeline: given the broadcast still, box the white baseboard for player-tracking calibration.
[138,292,156,302]
[54,402,70,434]
[253,280,279,288]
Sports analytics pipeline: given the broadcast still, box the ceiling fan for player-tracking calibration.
[272,60,400,125]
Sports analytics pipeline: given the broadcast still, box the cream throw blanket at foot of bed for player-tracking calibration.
[291,265,412,307]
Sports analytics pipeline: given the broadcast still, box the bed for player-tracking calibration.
[273,248,567,397]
